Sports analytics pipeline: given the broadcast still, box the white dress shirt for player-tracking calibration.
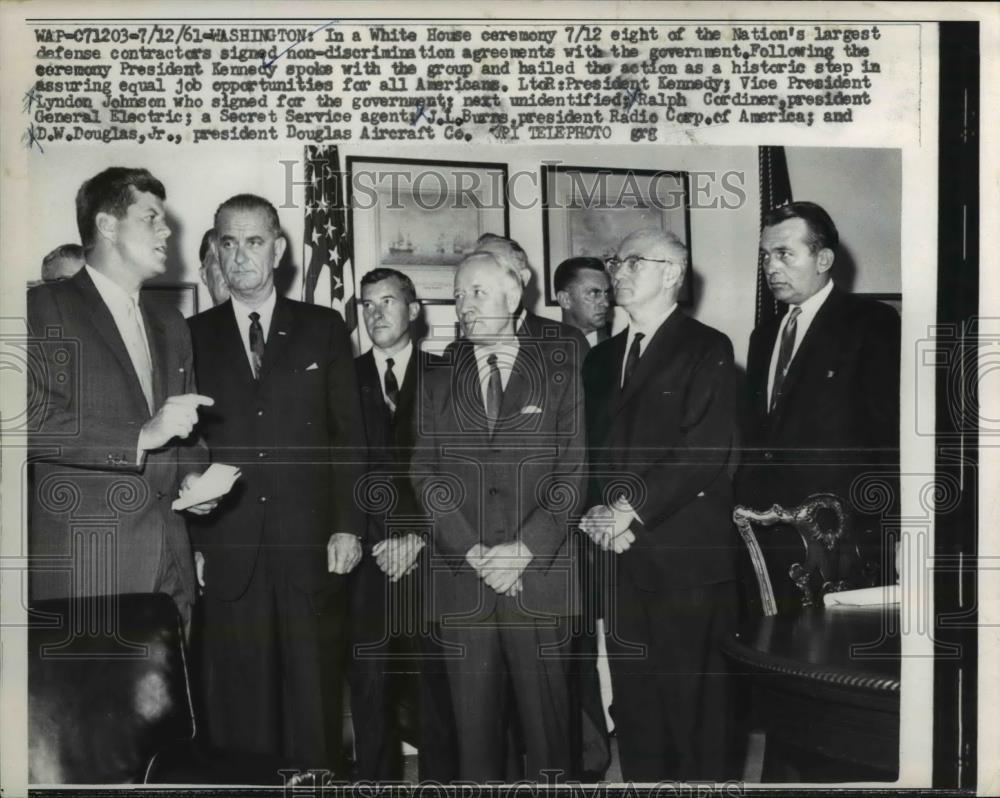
[231,289,277,374]
[620,303,677,387]
[766,279,834,406]
[372,340,413,407]
[473,339,520,408]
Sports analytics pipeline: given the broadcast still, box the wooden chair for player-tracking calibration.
[733,493,872,616]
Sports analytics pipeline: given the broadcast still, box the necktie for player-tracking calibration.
[249,311,265,380]
[125,297,154,414]
[485,353,503,435]
[622,332,645,388]
[384,357,399,416]
[770,306,802,412]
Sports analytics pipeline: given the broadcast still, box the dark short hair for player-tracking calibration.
[762,201,839,253]
[214,194,281,236]
[553,256,606,293]
[360,267,417,305]
[199,228,215,262]
[75,167,166,249]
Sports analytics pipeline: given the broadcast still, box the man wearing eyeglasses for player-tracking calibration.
[580,229,739,782]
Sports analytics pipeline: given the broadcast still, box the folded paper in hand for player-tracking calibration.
[823,584,900,608]
[171,463,242,511]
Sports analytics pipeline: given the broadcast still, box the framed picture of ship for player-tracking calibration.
[541,165,692,306]
[347,157,509,304]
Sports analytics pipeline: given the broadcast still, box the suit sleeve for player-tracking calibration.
[632,333,737,532]
[27,286,144,471]
[325,313,369,540]
[410,368,481,572]
[860,304,900,453]
[519,352,586,569]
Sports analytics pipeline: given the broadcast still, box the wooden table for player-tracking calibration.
[722,606,900,782]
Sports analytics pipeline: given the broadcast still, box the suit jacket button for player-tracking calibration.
[489,487,498,496]
[257,409,264,417]
[258,495,268,504]
[156,491,166,500]
[257,451,267,459]
[764,451,773,460]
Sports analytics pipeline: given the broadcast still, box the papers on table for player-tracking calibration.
[823,584,900,608]
[171,463,241,511]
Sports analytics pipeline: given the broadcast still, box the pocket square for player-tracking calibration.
[305,362,319,371]
[520,405,543,414]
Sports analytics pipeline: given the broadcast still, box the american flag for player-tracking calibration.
[756,145,793,326]
[302,145,357,339]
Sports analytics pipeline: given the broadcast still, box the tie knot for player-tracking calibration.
[487,353,498,366]
[386,357,395,369]
[635,332,645,341]
[787,306,802,322]
[249,311,260,323]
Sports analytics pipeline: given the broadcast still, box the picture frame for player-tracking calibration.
[141,282,199,319]
[347,157,509,304]
[541,165,693,306]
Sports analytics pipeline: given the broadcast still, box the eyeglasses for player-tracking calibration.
[604,255,675,275]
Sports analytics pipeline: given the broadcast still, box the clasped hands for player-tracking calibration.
[579,502,636,553]
[466,541,532,596]
[373,533,425,582]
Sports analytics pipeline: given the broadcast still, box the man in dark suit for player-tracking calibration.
[28,167,216,626]
[581,229,739,781]
[187,194,367,769]
[554,256,613,348]
[350,267,456,781]
[412,252,585,781]
[740,201,900,588]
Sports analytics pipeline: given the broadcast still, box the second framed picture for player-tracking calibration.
[347,157,509,304]
[541,165,692,306]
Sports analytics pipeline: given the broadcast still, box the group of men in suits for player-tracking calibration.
[27,162,899,785]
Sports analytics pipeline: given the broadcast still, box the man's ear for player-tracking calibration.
[407,301,421,323]
[273,235,287,264]
[817,247,835,274]
[95,212,117,242]
[555,290,572,311]
[519,267,532,288]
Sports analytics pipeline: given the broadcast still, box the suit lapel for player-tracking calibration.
[496,344,539,429]
[615,308,685,415]
[394,348,418,421]
[259,297,296,382]
[770,287,843,418]
[449,342,492,442]
[71,269,149,414]
[750,319,781,420]
[217,300,257,385]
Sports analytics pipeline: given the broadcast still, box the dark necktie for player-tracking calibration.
[249,311,265,380]
[622,332,645,388]
[384,357,399,416]
[770,306,802,412]
[485,353,503,434]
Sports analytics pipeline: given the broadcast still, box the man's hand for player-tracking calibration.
[580,504,635,553]
[478,541,533,595]
[327,533,362,574]
[373,534,425,582]
[466,543,489,573]
[139,394,214,452]
[194,551,206,591]
[178,471,221,515]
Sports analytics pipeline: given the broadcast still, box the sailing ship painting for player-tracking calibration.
[379,199,481,268]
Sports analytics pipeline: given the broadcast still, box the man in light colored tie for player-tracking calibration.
[27,166,218,625]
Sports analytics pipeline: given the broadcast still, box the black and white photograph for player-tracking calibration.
[0,3,994,797]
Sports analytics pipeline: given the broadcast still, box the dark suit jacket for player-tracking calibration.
[355,346,436,531]
[188,297,366,601]
[27,268,205,606]
[583,308,739,591]
[738,286,900,512]
[411,338,585,622]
